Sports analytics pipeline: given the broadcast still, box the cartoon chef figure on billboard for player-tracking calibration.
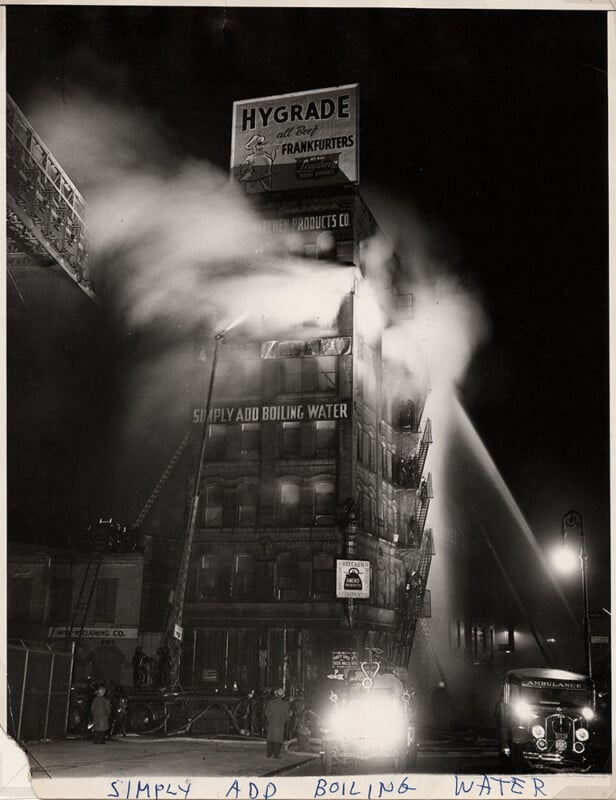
[238,133,278,192]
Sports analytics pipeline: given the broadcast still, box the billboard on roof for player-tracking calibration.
[231,84,359,194]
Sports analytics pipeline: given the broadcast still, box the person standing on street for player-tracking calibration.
[132,646,145,691]
[264,688,289,758]
[90,685,111,744]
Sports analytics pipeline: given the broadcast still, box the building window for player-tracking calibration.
[313,552,334,598]
[279,357,337,394]
[279,483,300,526]
[207,425,227,459]
[361,431,373,470]
[276,552,298,601]
[204,485,223,527]
[238,484,258,527]
[314,482,335,525]
[361,492,373,532]
[315,357,337,391]
[198,555,218,599]
[398,399,417,430]
[240,423,260,458]
[280,360,302,393]
[282,422,301,457]
[222,488,237,527]
[316,421,336,457]
[93,578,118,623]
[233,554,255,600]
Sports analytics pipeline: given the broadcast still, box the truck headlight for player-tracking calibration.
[531,725,545,739]
[581,706,594,721]
[513,700,535,722]
[576,727,589,742]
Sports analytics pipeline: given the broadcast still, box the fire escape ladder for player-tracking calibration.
[394,530,434,667]
[68,525,112,647]
[414,471,433,543]
[415,418,432,478]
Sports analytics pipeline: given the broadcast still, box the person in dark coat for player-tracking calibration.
[238,689,256,735]
[264,688,289,758]
[90,685,111,744]
[132,646,145,690]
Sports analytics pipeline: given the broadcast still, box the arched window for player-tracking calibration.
[204,485,223,527]
[233,554,255,600]
[315,482,335,526]
[279,482,300,526]
[238,484,258,527]
[275,552,299,601]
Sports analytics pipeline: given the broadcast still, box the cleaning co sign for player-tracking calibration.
[231,84,359,194]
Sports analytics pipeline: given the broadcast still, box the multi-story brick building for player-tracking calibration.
[177,181,436,704]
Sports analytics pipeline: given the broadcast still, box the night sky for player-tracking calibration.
[6,7,610,604]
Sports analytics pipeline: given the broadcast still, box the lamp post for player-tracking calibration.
[557,510,592,677]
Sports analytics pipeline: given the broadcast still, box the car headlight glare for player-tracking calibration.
[581,706,594,721]
[576,727,589,741]
[531,725,545,739]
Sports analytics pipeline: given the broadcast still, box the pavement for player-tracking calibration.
[24,734,319,779]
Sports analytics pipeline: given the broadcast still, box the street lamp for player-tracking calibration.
[554,510,592,677]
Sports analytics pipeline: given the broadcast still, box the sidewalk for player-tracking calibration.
[25,735,318,780]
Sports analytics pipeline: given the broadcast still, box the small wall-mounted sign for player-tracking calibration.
[336,559,371,599]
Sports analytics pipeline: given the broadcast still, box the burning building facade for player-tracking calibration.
[177,86,438,700]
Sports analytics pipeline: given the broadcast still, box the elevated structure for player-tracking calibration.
[6,94,96,306]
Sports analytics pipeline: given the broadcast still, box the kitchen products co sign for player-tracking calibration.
[230,84,359,194]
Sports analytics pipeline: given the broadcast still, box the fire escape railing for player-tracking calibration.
[393,528,434,667]
[6,94,97,303]
[393,418,432,490]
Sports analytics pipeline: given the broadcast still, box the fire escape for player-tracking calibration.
[392,405,435,668]
[6,94,96,304]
